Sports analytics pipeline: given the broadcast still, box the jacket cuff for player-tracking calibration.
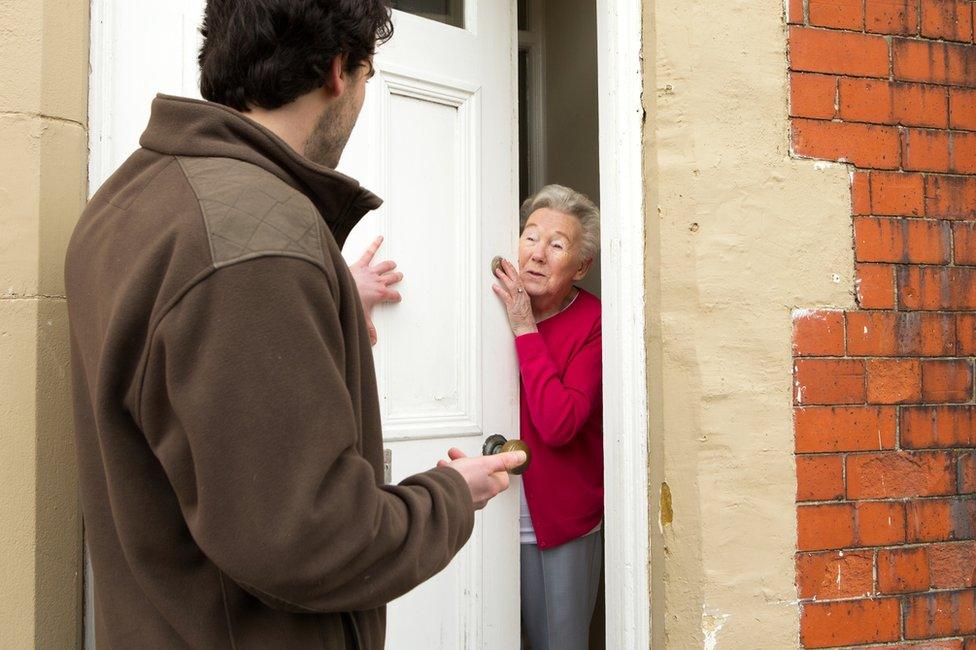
[431,465,476,550]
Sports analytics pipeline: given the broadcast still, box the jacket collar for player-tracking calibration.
[140,94,382,247]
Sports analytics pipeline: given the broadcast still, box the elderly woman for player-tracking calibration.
[492,184,603,650]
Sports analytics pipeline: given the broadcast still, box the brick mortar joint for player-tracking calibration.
[799,587,976,605]
[797,541,976,555]
[816,644,975,650]
[791,23,976,46]
[814,632,976,650]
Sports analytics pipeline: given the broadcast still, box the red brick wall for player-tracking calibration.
[789,2,976,648]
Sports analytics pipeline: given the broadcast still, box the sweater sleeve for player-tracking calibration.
[514,316,602,448]
[137,256,474,614]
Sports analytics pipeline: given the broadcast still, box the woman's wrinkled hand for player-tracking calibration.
[349,236,403,345]
[491,257,537,337]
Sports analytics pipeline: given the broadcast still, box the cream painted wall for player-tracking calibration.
[644,0,856,646]
[0,0,88,646]
[543,0,602,297]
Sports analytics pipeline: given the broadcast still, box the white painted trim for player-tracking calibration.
[85,4,112,645]
[88,0,114,197]
[517,0,547,197]
[597,0,650,648]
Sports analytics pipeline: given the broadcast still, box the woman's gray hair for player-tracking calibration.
[519,184,601,263]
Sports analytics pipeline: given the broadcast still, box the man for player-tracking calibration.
[65,1,525,648]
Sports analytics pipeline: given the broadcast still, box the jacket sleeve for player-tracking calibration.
[137,255,475,613]
[514,320,602,448]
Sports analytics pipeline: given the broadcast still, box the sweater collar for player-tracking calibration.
[139,94,382,247]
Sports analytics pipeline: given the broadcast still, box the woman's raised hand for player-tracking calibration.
[491,257,537,337]
[349,236,403,345]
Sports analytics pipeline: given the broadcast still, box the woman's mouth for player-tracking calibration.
[525,270,546,278]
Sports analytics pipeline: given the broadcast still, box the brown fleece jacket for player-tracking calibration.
[65,95,475,649]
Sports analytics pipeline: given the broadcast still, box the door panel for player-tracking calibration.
[379,82,474,432]
[90,2,520,649]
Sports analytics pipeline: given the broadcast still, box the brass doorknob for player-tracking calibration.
[482,434,531,475]
[490,256,504,275]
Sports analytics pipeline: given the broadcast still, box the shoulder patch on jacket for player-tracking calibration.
[177,156,325,268]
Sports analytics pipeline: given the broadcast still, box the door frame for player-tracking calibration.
[85,0,650,647]
[596,0,650,648]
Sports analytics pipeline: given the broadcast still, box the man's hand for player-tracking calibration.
[437,447,525,510]
[348,236,403,345]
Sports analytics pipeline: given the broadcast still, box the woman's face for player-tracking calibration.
[518,208,592,302]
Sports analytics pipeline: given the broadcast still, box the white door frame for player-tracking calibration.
[596,0,650,648]
[85,1,649,647]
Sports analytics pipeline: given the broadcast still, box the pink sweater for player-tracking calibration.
[516,289,603,550]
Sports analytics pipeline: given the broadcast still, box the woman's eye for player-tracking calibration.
[552,242,564,250]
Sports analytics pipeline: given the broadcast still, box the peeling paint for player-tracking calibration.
[702,607,730,650]
[791,307,820,319]
[659,482,674,531]
[813,161,838,171]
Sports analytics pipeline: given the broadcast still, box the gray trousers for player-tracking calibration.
[520,531,603,650]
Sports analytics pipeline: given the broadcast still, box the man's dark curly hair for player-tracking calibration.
[199,0,393,111]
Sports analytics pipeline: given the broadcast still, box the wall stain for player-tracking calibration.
[660,481,674,528]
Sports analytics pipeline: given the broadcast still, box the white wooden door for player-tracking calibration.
[338,4,520,648]
[89,2,521,649]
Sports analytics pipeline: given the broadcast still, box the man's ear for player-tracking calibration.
[573,257,594,281]
[323,53,348,98]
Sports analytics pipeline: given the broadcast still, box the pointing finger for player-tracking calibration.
[357,235,384,266]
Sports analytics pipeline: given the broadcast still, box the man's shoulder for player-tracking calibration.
[176,156,327,270]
